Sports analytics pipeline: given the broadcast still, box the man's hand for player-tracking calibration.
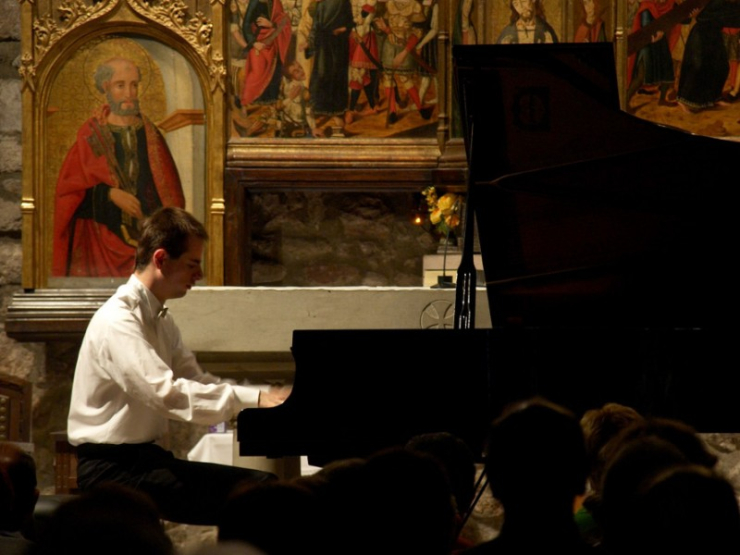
[258,385,292,408]
[110,188,143,219]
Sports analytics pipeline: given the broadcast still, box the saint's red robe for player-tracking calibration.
[53,106,185,277]
[240,0,292,107]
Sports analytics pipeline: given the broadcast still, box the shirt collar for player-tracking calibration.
[128,275,168,320]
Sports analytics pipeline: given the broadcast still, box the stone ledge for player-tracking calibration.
[6,287,492,348]
[5,289,113,342]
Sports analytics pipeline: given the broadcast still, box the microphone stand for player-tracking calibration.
[454,116,476,330]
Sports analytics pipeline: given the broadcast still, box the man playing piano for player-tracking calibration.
[67,207,289,524]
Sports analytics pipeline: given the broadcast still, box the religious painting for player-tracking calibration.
[571,0,612,43]
[46,36,206,285]
[454,0,480,45]
[491,0,565,45]
[21,0,227,290]
[227,0,440,139]
[625,0,740,138]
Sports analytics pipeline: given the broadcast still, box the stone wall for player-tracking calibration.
[249,191,438,286]
[0,0,64,492]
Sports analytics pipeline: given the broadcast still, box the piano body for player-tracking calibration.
[238,44,740,465]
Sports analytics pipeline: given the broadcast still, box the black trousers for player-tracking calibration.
[76,442,276,525]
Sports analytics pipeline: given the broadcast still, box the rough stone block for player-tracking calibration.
[0,173,21,198]
[0,79,21,133]
[0,237,21,285]
[0,196,21,233]
[0,134,22,173]
[0,41,21,80]
[0,0,20,40]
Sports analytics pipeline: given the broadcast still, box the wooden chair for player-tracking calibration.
[0,374,32,443]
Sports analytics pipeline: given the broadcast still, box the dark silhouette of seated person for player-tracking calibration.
[294,457,367,555]
[0,442,39,555]
[630,465,740,554]
[599,435,690,554]
[218,481,320,555]
[464,398,591,554]
[577,403,644,546]
[601,416,718,472]
[296,450,456,555]
[598,417,720,554]
[357,448,457,555]
[37,483,173,555]
[406,432,478,550]
[581,403,645,497]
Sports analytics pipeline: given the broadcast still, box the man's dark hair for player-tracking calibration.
[356,448,456,555]
[633,465,740,552]
[406,432,476,515]
[485,397,588,505]
[40,483,173,555]
[0,442,38,532]
[219,481,320,555]
[135,207,208,271]
[580,402,644,492]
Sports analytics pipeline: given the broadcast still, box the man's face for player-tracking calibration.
[512,0,535,21]
[289,62,306,82]
[105,60,141,117]
[159,237,204,300]
[583,0,595,17]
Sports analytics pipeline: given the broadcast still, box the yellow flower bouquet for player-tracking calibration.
[421,186,462,238]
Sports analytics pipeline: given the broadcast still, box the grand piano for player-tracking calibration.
[238,44,740,466]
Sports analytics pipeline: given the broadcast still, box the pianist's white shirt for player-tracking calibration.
[67,275,259,446]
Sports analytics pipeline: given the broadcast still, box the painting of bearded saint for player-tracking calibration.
[53,56,185,278]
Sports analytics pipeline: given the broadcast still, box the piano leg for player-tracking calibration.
[232,439,302,480]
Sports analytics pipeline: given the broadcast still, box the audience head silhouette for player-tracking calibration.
[632,464,740,553]
[599,416,721,552]
[356,448,456,555]
[486,397,588,508]
[39,483,173,555]
[218,480,320,555]
[0,442,38,534]
[406,431,476,516]
[580,402,644,493]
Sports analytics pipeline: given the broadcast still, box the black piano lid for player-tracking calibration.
[449,43,740,431]
[453,43,739,330]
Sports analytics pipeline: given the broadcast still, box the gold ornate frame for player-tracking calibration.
[20,0,228,288]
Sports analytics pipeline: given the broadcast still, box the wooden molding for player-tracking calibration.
[157,109,206,133]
